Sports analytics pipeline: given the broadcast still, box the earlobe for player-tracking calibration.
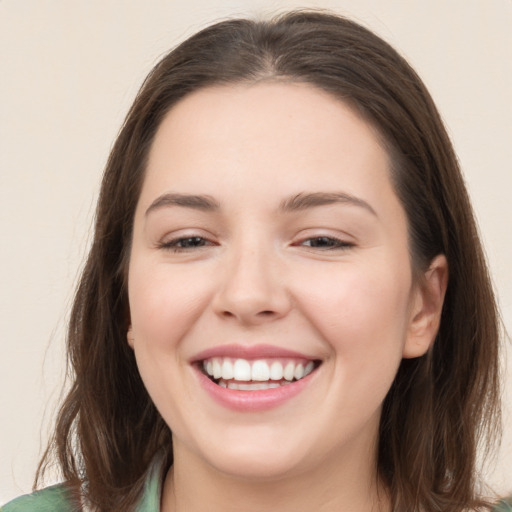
[403,254,449,359]
[127,325,135,349]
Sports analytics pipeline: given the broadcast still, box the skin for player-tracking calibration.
[127,82,447,512]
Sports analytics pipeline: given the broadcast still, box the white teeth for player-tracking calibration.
[270,361,283,380]
[202,357,318,385]
[251,360,270,381]
[294,363,304,380]
[228,381,288,390]
[212,358,222,379]
[283,362,295,381]
[304,361,314,376]
[222,359,234,380]
[233,359,251,381]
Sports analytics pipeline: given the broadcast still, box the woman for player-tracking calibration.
[2,11,508,512]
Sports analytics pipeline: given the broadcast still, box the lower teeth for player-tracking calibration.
[217,380,293,390]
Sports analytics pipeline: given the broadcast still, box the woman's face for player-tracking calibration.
[127,83,434,481]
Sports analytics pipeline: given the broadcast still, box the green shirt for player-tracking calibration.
[1,455,162,512]
[2,456,511,512]
[495,498,512,512]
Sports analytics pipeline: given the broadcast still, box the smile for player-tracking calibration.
[202,357,317,390]
[192,344,321,411]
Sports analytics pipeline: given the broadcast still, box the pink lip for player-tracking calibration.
[191,344,315,362]
[195,367,316,412]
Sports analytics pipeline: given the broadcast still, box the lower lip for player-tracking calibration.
[195,367,315,412]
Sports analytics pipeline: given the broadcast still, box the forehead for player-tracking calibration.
[149,81,386,161]
[140,82,396,215]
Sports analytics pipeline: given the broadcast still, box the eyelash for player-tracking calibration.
[158,236,215,252]
[158,235,354,253]
[297,236,354,251]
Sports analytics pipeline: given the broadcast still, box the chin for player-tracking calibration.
[204,448,307,482]
[178,425,314,482]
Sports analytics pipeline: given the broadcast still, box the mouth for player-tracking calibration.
[192,345,322,410]
[199,357,321,390]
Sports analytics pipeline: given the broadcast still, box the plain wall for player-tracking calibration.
[1,0,511,504]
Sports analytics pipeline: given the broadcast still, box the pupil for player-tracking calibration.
[312,237,333,247]
[183,237,203,247]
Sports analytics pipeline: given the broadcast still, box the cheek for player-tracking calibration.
[128,261,214,348]
[282,258,413,446]
[127,262,215,428]
[293,259,412,361]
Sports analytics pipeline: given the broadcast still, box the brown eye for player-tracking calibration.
[160,236,213,251]
[301,237,353,250]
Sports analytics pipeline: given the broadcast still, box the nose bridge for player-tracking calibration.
[213,234,290,323]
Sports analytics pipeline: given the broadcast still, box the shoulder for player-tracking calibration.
[493,498,512,511]
[1,484,77,512]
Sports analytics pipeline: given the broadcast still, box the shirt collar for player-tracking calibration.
[135,452,167,512]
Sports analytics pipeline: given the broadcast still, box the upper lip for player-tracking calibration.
[191,344,318,362]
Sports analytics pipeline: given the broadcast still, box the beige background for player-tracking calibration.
[1,0,511,504]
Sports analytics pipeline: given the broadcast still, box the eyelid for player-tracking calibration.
[160,236,214,249]
[291,227,356,247]
[156,229,219,252]
[296,236,355,250]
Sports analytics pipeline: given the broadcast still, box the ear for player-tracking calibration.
[127,324,134,349]
[403,254,448,359]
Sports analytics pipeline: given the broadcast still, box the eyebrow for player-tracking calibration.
[145,193,220,216]
[279,192,377,216]
[144,191,377,217]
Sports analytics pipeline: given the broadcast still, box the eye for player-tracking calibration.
[159,236,214,252]
[299,236,354,250]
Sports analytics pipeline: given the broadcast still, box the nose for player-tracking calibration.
[212,243,292,325]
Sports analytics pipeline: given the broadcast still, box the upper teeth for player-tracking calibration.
[203,357,315,382]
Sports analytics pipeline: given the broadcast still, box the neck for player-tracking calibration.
[161,439,391,512]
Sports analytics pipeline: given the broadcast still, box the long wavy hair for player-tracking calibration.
[36,11,501,511]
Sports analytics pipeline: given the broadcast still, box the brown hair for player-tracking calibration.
[36,11,501,511]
